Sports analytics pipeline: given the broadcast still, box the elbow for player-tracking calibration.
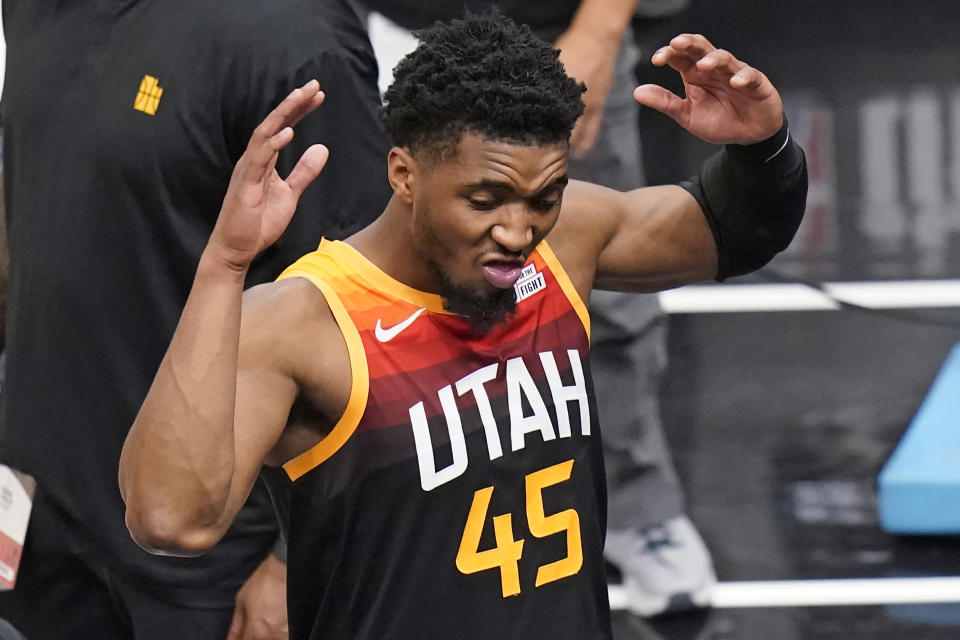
[124,501,225,557]
[118,440,230,556]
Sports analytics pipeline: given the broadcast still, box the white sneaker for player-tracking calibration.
[605,515,717,617]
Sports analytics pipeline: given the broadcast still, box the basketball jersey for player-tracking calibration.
[274,239,611,640]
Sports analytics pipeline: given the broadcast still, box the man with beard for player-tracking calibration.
[119,13,806,640]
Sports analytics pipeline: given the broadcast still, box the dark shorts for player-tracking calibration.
[0,492,234,640]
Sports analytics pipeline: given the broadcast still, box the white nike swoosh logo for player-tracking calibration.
[374,307,426,342]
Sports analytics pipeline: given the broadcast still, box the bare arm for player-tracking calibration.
[119,82,330,555]
[554,0,639,158]
[551,181,715,297]
[550,34,800,297]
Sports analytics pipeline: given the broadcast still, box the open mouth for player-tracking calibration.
[481,260,524,289]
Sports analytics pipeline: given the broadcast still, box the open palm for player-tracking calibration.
[634,34,784,145]
[211,80,330,269]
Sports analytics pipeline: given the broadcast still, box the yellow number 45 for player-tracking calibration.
[455,459,583,597]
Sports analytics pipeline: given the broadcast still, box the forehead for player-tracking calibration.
[430,133,569,191]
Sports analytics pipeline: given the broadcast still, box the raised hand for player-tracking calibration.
[209,80,330,270]
[634,34,784,145]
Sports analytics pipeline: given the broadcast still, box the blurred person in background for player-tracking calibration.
[355,0,716,616]
[0,125,27,640]
[0,0,390,638]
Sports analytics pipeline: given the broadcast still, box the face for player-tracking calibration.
[409,133,569,332]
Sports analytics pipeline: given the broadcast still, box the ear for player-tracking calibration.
[387,147,417,205]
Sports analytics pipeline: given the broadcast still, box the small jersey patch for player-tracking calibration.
[518,264,537,281]
[515,270,546,302]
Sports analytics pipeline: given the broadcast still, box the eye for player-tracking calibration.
[469,198,499,211]
[532,199,559,212]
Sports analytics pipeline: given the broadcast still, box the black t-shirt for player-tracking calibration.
[0,0,391,605]
[360,0,583,41]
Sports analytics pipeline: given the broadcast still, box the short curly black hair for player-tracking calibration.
[381,12,586,162]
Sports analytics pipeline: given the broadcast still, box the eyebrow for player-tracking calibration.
[465,175,569,194]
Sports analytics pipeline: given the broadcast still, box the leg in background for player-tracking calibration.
[568,32,716,618]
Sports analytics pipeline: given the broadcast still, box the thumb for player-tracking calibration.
[633,84,687,124]
[285,144,330,199]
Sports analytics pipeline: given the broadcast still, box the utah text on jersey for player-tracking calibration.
[410,348,590,491]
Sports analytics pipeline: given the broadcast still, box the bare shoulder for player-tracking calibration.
[242,276,334,317]
[240,277,353,464]
[546,180,627,298]
[240,277,350,407]
[240,277,337,354]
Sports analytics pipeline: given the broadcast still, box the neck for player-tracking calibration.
[348,196,438,293]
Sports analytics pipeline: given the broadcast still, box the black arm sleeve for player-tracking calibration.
[680,119,808,281]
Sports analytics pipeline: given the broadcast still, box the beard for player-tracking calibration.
[429,259,517,334]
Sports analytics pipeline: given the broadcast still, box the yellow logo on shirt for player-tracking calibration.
[133,75,163,116]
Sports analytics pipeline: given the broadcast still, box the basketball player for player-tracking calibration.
[120,14,806,640]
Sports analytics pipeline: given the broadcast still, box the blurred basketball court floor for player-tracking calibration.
[608,298,960,639]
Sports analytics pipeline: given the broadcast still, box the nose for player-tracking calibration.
[490,207,534,253]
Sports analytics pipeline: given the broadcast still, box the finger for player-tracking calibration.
[227,607,245,640]
[731,65,767,91]
[285,90,326,130]
[262,130,286,181]
[669,33,719,61]
[284,144,330,198]
[252,87,324,183]
[650,45,696,73]
[246,81,322,167]
[255,80,320,142]
[633,84,687,124]
[696,48,746,78]
[239,126,293,185]
[651,33,719,73]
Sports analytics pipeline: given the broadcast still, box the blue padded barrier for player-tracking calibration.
[878,343,960,535]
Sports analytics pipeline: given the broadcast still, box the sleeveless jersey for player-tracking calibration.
[274,239,611,640]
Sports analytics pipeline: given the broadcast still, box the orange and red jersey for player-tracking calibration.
[274,239,611,640]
